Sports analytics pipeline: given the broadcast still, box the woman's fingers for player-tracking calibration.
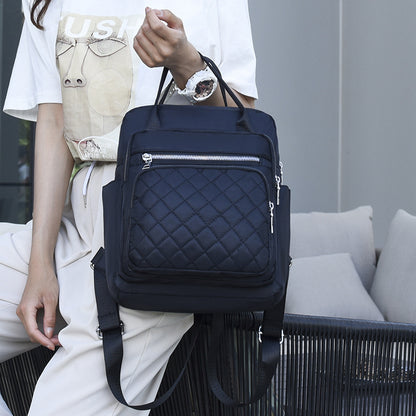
[155,9,184,31]
[144,8,170,39]
[43,295,57,340]
[16,270,60,351]
[145,8,185,32]
[134,27,163,66]
[17,301,56,350]
[140,21,159,45]
[134,36,158,67]
[135,8,188,68]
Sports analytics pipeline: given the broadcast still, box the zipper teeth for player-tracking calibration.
[124,129,280,184]
[146,154,260,162]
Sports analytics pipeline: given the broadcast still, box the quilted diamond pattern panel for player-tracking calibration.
[128,166,271,274]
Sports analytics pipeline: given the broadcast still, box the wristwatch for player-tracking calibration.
[175,66,218,104]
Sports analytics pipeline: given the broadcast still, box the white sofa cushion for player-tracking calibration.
[285,253,384,321]
[370,209,416,323]
[290,206,376,290]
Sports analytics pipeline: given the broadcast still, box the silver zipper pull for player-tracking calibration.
[275,175,281,205]
[142,153,152,169]
[269,201,275,234]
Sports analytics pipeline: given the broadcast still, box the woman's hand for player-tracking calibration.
[17,260,60,351]
[134,7,255,108]
[134,7,204,89]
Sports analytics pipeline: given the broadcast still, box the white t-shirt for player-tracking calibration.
[4,0,258,162]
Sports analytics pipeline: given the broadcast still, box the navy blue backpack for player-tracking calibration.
[92,55,291,411]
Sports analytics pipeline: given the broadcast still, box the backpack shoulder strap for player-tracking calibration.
[91,248,201,411]
[207,300,285,407]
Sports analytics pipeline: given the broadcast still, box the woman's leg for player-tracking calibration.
[27,164,193,415]
[29,290,193,415]
[0,226,38,359]
[0,227,38,416]
[0,224,68,415]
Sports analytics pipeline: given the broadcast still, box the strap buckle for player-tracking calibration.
[258,326,284,344]
[258,325,263,343]
[96,321,125,340]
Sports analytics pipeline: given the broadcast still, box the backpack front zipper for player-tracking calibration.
[141,153,261,170]
[141,152,281,205]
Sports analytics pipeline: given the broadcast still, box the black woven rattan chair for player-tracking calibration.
[1,313,415,415]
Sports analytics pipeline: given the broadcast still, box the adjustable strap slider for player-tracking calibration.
[91,247,105,270]
[258,326,284,344]
[258,325,263,343]
[97,321,125,340]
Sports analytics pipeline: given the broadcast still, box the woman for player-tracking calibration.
[0,0,257,414]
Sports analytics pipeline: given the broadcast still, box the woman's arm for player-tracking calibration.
[16,103,74,351]
[134,8,255,109]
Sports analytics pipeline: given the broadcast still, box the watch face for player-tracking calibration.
[195,79,215,100]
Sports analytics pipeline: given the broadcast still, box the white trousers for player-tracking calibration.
[0,164,193,415]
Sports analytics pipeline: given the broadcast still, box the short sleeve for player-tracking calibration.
[217,0,258,100]
[3,0,62,122]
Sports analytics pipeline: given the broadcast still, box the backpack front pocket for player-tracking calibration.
[123,161,275,286]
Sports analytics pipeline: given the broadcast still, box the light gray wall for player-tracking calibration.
[249,0,416,247]
[341,0,416,246]
[249,0,341,213]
